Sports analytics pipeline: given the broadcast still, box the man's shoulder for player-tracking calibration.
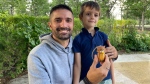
[28,43,49,57]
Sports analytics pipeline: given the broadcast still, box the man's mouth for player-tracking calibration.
[56,28,71,34]
[56,28,70,31]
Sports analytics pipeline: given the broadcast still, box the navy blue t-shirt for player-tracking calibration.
[72,27,111,81]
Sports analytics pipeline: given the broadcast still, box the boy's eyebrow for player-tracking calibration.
[85,10,99,13]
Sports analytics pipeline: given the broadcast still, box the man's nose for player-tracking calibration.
[60,20,67,28]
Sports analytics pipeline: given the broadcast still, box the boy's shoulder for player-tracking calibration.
[73,32,83,40]
[97,31,107,36]
[94,27,107,35]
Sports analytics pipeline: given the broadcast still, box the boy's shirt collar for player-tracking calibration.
[82,27,100,34]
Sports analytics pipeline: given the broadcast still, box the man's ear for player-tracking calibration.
[48,22,52,30]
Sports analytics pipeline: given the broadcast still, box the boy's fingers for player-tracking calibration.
[107,40,112,47]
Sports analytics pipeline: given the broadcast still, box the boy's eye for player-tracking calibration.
[95,14,99,17]
[86,13,90,16]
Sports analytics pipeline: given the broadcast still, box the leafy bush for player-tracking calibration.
[73,18,82,37]
[97,19,123,48]
[120,27,149,52]
[0,15,49,79]
[137,33,150,51]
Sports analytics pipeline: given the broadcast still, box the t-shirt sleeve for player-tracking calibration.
[101,32,109,47]
[72,37,81,53]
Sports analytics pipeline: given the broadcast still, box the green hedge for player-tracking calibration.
[0,15,150,79]
[0,15,49,79]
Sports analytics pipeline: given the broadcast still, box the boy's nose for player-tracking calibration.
[91,14,95,18]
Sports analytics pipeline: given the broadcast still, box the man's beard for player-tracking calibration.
[53,27,72,40]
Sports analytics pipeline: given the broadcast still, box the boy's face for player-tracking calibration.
[80,7,100,28]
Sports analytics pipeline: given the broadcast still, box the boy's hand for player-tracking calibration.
[105,40,118,59]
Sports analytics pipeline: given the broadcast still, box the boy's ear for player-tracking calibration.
[99,13,101,17]
[79,14,82,20]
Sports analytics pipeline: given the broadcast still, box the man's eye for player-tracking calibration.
[55,19,61,22]
[66,19,72,23]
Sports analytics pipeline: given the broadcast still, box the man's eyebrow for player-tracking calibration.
[55,17,73,20]
[66,17,73,20]
[55,17,61,19]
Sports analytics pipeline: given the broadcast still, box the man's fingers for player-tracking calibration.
[103,55,111,69]
[91,55,98,68]
[107,40,112,47]
[105,54,109,61]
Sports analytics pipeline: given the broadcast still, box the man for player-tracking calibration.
[27,4,118,84]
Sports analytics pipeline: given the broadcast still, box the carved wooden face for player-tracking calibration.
[96,46,106,62]
[96,46,105,52]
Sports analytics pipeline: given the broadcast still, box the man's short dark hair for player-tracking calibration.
[50,4,73,15]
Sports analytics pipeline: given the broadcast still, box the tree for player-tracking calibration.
[0,0,16,15]
[14,0,27,15]
[97,0,117,19]
[0,0,27,15]
[50,0,66,7]
[123,0,150,31]
[30,0,50,16]
[67,0,82,18]
[0,0,8,13]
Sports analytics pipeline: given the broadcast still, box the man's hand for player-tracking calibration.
[86,55,110,84]
[105,40,118,59]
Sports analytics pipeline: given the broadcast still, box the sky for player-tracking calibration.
[48,0,52,3]
[111,1,122,20]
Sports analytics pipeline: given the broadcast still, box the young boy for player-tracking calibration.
[73,1,115,84]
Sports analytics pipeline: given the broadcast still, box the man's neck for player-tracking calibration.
[52,35,70,48]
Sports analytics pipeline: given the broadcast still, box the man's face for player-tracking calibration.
[48,9,74,41]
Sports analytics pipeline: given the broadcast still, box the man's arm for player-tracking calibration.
[28,54,51,84]
[79,55,111,84]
